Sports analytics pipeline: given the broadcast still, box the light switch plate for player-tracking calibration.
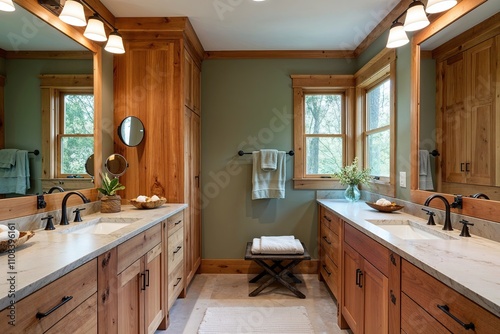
[400,172,407,188]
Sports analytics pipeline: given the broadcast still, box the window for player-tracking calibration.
[292,75,355,189]
[57,91,94,177]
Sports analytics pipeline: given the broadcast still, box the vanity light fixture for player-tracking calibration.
[59,0,87,26]
[425,0,457,14]
[0,0,15,12]
[104,30,125,54]
[386,21,409,48]
[404,1,429,31]
[84,15,107,42]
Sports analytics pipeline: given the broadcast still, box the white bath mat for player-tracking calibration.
[197,306,315,333]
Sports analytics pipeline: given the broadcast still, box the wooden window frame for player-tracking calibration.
[292,75,356,190]
[355,49,397,197]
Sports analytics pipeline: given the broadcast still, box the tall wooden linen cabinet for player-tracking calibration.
[113,18,203,300]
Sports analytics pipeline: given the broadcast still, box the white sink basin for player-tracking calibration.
[366,219,457,240]
[60,217,140,235]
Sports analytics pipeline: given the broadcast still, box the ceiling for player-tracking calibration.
[100,0,398,51]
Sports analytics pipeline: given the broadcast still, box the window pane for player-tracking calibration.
[64,94,94,135]
[306,137,343,175]
[367,130,390,177]
[305,94,342,134]
[61,137,94,174]
[367,80,390,130]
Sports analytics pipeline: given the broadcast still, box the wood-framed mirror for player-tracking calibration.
[410,0,500,222]
[0,0,109,219]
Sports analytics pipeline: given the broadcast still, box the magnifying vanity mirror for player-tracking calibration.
[85,154,95,177]
[105,154,128,177]
[118,116,145,147]
[411,0,500,222]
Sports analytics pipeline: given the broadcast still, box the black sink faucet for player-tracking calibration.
[47,186,65,194]
[60,191,90,225]
[424,194,453,231]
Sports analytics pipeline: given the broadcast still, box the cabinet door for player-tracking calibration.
[363,260,388,334]
[342,244,363,334]
[184,52,194,109]
[118,259,144,334]
[192,64,201,114]
[191,112,201,274]
[145,244,164,334]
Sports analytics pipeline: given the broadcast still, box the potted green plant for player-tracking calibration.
[97,173,125,213]
[333,157,371,202]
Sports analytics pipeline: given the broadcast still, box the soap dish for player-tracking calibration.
[130,197,167,209]
[0,231,35,253]
[365,202,404,212]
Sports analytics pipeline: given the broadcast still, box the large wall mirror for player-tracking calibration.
[411,0,500,222]
[0,0,107,219]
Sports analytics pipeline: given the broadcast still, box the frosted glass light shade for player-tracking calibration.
[386,22,409,48]
[59,0,87,27]
[404,1,429,31]
[0,0,15,12]
[105,31,125,54]
[426,0,457,13]
[84,16,107,42]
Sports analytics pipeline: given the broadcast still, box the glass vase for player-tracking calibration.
[344,184,361,202]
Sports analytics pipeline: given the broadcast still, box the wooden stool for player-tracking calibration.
[244,241,311,299]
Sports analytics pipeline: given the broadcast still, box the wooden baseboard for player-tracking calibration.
[200,259,319,275]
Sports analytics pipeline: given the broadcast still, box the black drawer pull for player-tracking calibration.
[36,296,73,319]
[173,277,182,287]
[323,215,331,222]
[465,163,470,172]
[322,236,332,245]
[173,246,182,254]
[390,290,397,305]
[145,269,150,287]
[390,253,396,266]
[437,304,475,330]
[175,220,182,225]
[460,163,465,172]
[355,269,361,286]
[322,265,331,276]
[141,273,146,290]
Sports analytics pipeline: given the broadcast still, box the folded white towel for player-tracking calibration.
[251,236,304,255]
[260,149,278,171]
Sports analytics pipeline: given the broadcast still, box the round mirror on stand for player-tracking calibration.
[118,116,145,147]
[85,154,95,177]
[105,154,129,177]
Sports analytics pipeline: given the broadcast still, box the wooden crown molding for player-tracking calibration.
[5,51,93,60]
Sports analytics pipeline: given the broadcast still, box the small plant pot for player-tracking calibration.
[100,195,121,213]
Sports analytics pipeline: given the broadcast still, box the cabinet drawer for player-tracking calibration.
[320,206,339,235]
[401,293,450,334]
[402,260,500,333]
[168,228,184,273]
[320,246,339,298]
[117,224,161,273]
[45,293,97,334]
[320,223,340,265]
[0,259,97,334]
[167,211,184,237]
[344,223,389,276]
[167,262,184,309]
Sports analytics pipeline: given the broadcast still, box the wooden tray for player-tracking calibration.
[365,202,404,212]
[0,231,35,253]
[129,197,167,209]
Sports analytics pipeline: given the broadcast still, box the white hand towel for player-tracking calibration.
[259,236,304,254]
[252,151,286,200]
[260,149,278,171]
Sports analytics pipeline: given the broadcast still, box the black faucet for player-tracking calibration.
[60,191,90,225]
[471,193,489,200]
[47,186,65,194]
[423,194,453,231]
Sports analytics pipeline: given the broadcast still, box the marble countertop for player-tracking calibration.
[317,199,500,318]
[0,203,187,310]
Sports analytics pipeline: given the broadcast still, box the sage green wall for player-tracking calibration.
[201,59,357,259]
[419,58,437,184]
[0,58,5,75]
[4,58,92,195]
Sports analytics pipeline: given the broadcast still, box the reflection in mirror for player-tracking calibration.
[85,154,94,176]
[105,154,128,177]
[118,116,145,147]
[418,2,500,201]
[0,3,93,197]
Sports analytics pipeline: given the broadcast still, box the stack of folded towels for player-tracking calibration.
[251,235,304,255]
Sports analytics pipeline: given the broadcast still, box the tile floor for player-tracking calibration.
[156,274,349,334]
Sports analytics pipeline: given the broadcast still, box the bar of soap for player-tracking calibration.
[136,195,147,203]
[150,195,160,202]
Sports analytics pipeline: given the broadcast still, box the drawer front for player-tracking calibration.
[320,246,339,298]
[320,223,340,265]
[0,259,97,334]
[402,260,500,333]
[168,228,184,273]
[167,262,184,309]
[117,224,162,273]
[45,293,98,334]
[167,211,184,237]
[344,223,389,276]
[401,293,450,334]
[320,206,334,232]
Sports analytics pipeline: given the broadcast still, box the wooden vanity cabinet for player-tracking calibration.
[341,223,400,334]
[402,259,500,333]
[165,211,185,309]
[0,259,97,334]
[116,224,164,334]
[318,205,342,300]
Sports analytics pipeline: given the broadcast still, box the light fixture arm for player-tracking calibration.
[78,0,115,31]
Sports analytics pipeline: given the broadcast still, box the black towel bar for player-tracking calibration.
[238,150,294,156]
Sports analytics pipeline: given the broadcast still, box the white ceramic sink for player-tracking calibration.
[366,219,457,240]
[60,217,140,235]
